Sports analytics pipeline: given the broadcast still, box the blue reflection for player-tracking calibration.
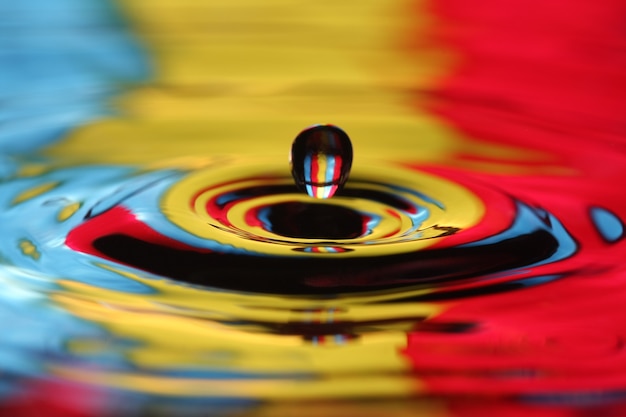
[0,0,155,400]
[0,0,151,155]
[590,206,624,243]
[463,201,577,267]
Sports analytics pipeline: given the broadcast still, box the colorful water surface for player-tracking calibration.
[1,0,626,416]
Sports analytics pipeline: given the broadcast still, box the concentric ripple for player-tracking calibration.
[162,158,484,257]
[58,158,576,295]
[3,0,626,413]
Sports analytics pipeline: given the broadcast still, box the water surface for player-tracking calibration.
[1,0,626,416]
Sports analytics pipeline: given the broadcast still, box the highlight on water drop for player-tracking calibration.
[290,124,353,199]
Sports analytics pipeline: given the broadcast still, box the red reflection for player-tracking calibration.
[0,380,105,417]
[66,206,209,262]
[402,0,626,403]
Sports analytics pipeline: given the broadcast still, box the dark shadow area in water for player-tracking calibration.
[265,202,364,239]
[93,229,558,295]
[232,317,476,337]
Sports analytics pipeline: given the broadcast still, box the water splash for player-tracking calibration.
[290,125,353,199]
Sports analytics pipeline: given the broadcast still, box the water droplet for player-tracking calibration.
[290,124,353,199]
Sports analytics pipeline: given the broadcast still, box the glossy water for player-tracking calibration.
[1,0,626,416]
[290,124,353,199]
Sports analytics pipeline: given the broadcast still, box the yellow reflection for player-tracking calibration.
[52,366,418,399]
[57,202,82,222]
[45,0,463,165]
[11,182,59,205]
[51,264,443,398]
[19,239,40,260]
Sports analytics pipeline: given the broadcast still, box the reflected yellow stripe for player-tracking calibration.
[53,265,441,384]
[55,291,415,389]
[11,181,59,205]
[18,239,40,260]
[315,153,327,186]
[45,0,460,165]
[57,201,82,222]
[52,366,418,399]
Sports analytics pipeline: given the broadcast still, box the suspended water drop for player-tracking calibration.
[290,124,353,199]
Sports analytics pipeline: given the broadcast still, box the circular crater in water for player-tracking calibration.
[264,202,364,240]
[160,159,485,257]
[71,158,574,295]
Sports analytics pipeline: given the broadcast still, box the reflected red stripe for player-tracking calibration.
[402,0,626,400]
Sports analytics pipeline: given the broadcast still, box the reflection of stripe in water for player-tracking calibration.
[0,0,150,156]
[44,0,457,166]
[324,155,336,198]
[304,154,314,197]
